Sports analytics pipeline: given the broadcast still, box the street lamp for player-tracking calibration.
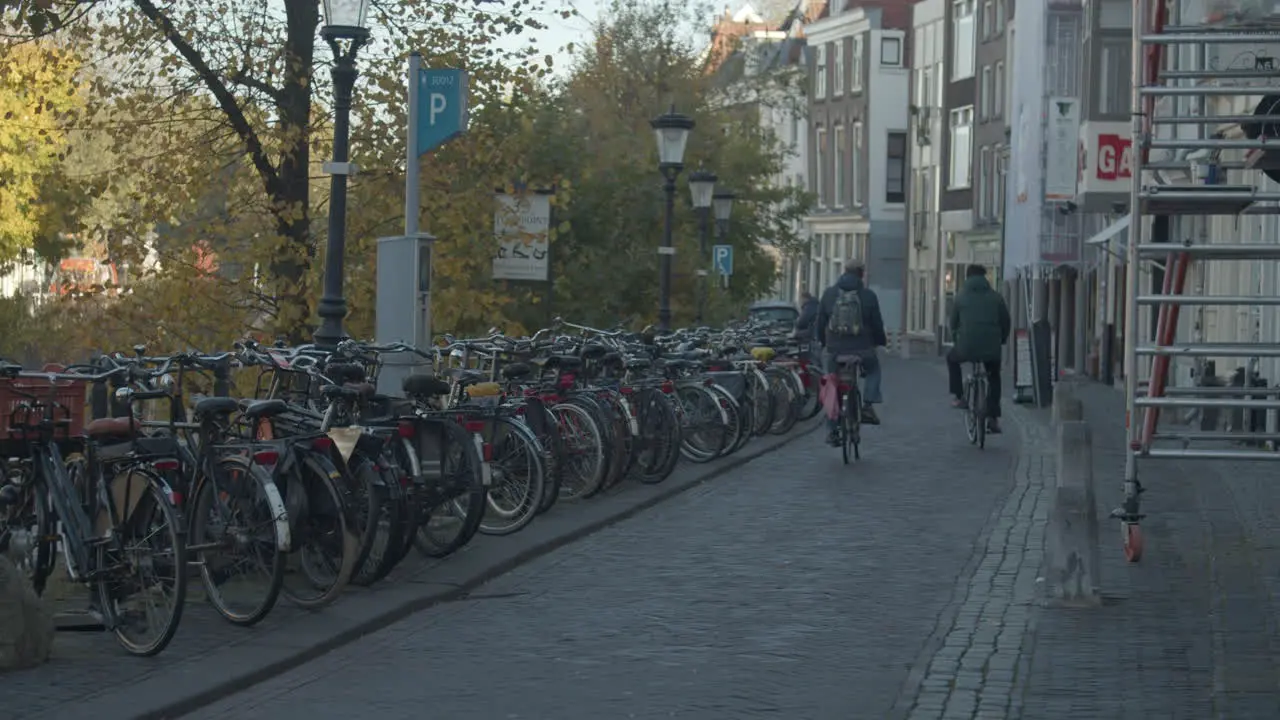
[712,188,735,237]
[314,0,372,349]
[651,105,695,331]
[688,170,716,325]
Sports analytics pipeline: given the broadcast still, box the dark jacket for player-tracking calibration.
[815,272,887,354]
[794,297,819,339]
[950,274,1012,362]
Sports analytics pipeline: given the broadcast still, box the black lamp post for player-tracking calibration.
[314,0,371,349]
[650,105,695,331]
[712,188,735,239]
[688,169,716,325]
[711,189,735,294]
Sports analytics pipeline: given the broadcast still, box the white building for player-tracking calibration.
[905,0,945,353]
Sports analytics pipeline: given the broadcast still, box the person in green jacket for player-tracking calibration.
[948,264,1012,433]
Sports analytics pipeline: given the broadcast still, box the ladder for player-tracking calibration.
[1122,1,1280,563]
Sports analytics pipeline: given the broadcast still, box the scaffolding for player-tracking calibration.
[1122,1,1280,562]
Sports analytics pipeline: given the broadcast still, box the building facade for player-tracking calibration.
[804,2,909,335]
[906,0,945,353]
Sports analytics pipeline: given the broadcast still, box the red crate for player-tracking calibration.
[0,364,89,438]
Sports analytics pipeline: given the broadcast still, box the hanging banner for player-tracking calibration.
[1044,96,1080,201]
[492,193,551,281]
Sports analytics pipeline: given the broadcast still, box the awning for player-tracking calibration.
[1085,214,1131,246]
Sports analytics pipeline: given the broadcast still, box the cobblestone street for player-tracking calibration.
[186,360,1037,720]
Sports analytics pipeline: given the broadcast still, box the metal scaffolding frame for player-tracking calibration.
[1120,1,1280,562]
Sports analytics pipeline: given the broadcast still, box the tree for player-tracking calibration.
[36,0,561,340]
[507,0,812,329]
[0,41,81,263]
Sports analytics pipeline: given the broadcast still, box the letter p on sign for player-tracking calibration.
[430,93,447,124]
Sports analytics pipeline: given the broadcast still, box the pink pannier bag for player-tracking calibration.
[819,373,841,421]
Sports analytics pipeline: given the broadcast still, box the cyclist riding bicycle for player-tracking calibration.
[816,258,887,445]
[947,264,1011,434]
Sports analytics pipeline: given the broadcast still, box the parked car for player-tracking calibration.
[747,300,799,327]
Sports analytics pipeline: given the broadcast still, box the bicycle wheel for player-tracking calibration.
[350,450,408,587]
[974,377,987,450]
[595,390,635,491]
[629,387,682,484]
[410,419,486,558]
[189,456,285,627]
[706,384,743,458]
[343,449,389,587]
[746,369,774,436]
[677,384,728,462]
[766,369,799,435]
[844,385,862,462]
[523,399,565,511]
[480,417,546,536]
[795,364,823,420]
[95,472,188,657]
[280,452,359,610]
[4,459,55,596]
[963,378,979,444]
[551,401,607,499]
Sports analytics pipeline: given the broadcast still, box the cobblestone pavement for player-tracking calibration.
[185,359,1038,720]
[1019,380,1280,720]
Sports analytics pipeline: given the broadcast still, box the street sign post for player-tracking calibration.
[381,54,469,381]
[713,244,733,290]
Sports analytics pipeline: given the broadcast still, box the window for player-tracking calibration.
[995,152,1006,221]
[815,125,827,206]
[833,40,845,95]
[815,44,827,99]
[916,66,932,109]
[886,132,907,204]
[981,0,995,40]
[993,61,1005,118]
[850,37,863,91]
[834,124,847,207]
[952,0,975,80]
[977,146,992,219]
[980,65,992,120]
[994,0,1005,35]
[881,36,902,67]
[948,106,973,189]
[1099,38,1132,115]
[852,121,864,205]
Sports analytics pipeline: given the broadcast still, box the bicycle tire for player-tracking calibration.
[848,386,862,460]
[524,399,565,511]
[551,400,608,499]
[975,376,987,450]
[963,378,979,444]
[479,417,546,536]
[189,456,285,627]
[766,369,799,435]
[280,451,359,610]
[350,450,408,587]
[795,365,823,420]
[344,449,389,586]
[706,384,743,458]
[11,457,57,596]
[96,473,188,657]
[595,390,635,490]
[409,419,487,558]
[677,384,728,462]
[630,387,682,484]
[746,368,774,436]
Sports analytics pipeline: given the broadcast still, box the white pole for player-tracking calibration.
[405,52,421,236]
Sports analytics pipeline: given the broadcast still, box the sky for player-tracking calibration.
[510,0,605,73]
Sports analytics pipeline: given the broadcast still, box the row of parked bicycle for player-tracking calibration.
[0,317,821,657]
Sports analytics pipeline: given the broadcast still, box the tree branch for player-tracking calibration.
[132,0,282,200]
[228,67,285,106]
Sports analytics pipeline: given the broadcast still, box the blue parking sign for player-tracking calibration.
[416,69,469,156]
[713,245,733,276]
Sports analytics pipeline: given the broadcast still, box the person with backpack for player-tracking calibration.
[947,264,1012,434]
[815,258,888,444]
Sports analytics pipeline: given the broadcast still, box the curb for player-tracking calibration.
[109,418,821,720]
